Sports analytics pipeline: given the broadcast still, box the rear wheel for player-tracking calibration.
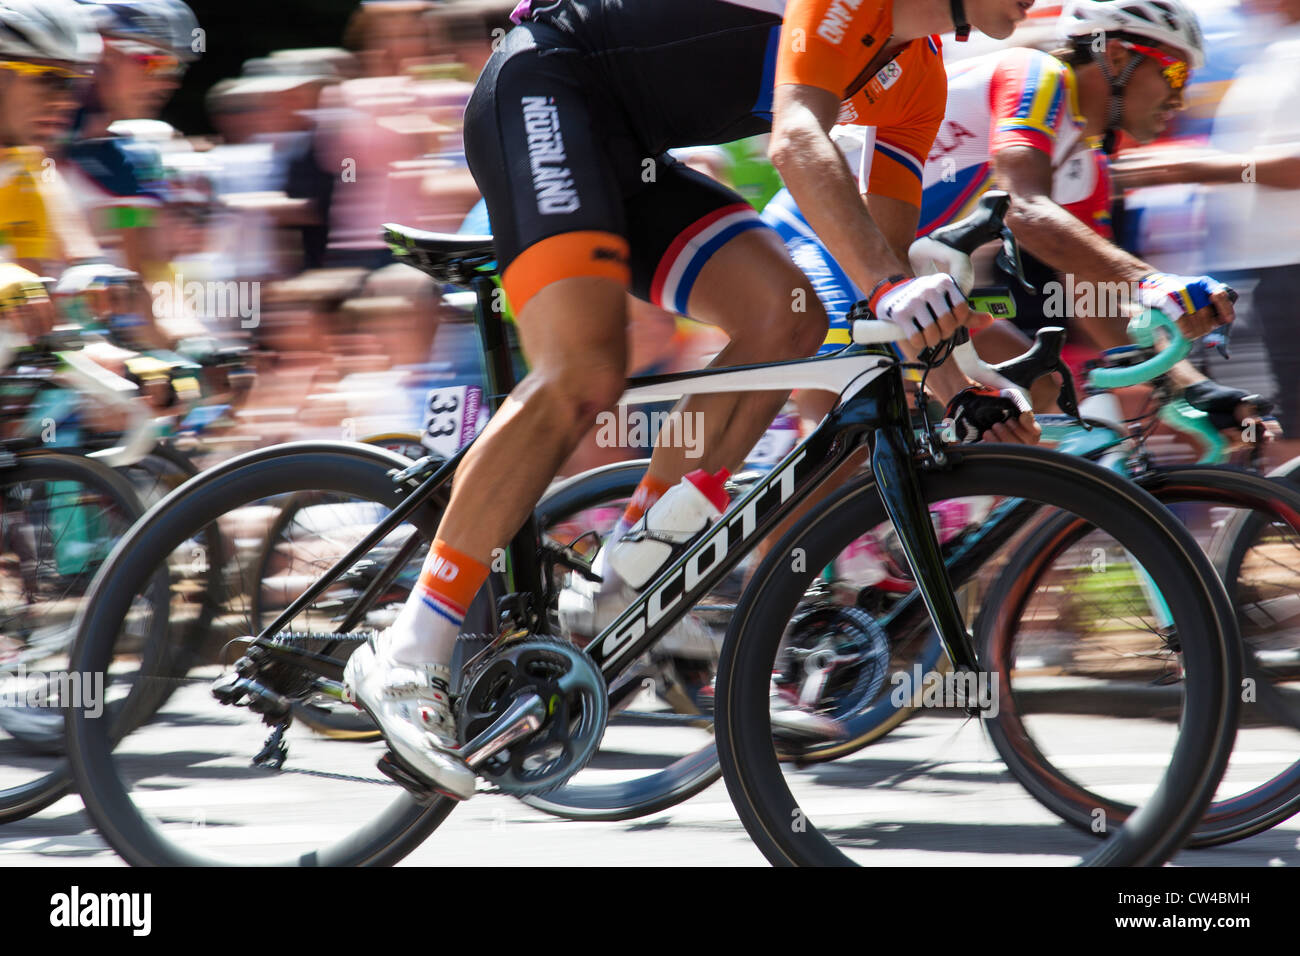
[0,451,147,822]
[67,443,455,866]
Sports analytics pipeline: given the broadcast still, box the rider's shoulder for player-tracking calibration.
[989,45,1072,81]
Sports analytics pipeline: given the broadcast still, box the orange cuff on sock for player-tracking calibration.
[417,538,491,617]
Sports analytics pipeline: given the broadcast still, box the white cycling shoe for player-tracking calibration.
[769,682,848,742]
[343,629,477,801]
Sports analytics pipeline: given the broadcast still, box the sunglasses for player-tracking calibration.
[0,60,92,96]
[107,41,186,79]
[1121,41,1191,92]
[129,51,186,79]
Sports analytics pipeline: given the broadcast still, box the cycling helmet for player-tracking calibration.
[0,0,101,64]
[1059,0,1205,68]
[78,0,200,61]
[1058,0,1206,152]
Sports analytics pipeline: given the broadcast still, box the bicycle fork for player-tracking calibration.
[868,422,981,674]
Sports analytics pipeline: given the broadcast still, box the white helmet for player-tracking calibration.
[1058,0,1206,69]
[0,0,101,64]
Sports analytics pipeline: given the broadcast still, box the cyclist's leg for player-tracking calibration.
[625,162,828,487]
[342,22,636,794]
[420,21,631,639]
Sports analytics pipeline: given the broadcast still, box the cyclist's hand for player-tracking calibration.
[1182,380,1272,441]
[870,274,989,351]
[1137,272,1234,338]
[945,386,1041,445]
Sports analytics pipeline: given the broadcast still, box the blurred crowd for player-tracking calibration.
[2,0,1299,470]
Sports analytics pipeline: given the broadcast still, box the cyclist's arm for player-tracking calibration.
[995,145,1232,366]
[769,84,911,298]
[36,166,103,264]
[1113,146,1300,190]
[863,192,977,403]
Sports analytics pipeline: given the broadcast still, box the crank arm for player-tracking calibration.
[461,693,547,769]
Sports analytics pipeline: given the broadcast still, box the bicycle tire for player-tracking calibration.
[715,445,1240,866]
[66,442,455,865]
[0,450,148,823]
[981,466,1300,847]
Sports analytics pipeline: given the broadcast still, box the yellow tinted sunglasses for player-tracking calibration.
[0,60,92,96]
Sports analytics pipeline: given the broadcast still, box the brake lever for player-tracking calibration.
[995,225,1035,294]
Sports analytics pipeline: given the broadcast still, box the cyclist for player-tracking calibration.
[344,0,1046,800]
[61,0,200,281]
[763,0,1252,434]
[0,0,102,277]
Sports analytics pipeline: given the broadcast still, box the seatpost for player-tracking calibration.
[471,274,517,412]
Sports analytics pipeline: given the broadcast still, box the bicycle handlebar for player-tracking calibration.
[1086,310,1189,390]
[58,347,164,468]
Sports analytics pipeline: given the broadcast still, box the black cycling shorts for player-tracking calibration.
[463,19,770,314]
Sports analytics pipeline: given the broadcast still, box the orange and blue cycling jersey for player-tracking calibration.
[769,0,946,208]
[474,0,947,313]
[763,47,1112,353]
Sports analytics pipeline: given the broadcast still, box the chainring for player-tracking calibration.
[456,636,608,797]
[775,604,892,719]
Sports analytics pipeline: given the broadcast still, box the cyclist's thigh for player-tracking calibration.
[463,21,632,324]
[624,159,820,337]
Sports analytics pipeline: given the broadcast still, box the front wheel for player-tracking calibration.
[715,445,1239,866]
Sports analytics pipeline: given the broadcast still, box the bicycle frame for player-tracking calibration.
[254,332,985,684]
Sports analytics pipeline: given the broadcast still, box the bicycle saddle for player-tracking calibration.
[382,223,497,285]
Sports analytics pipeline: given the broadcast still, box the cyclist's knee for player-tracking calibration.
[523,363,624,431]
[790,301,830,358]
[762,289,828,359]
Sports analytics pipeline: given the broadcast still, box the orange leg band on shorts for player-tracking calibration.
[503,231,630,314]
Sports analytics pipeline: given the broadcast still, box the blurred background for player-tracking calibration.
[67,0,1297,471]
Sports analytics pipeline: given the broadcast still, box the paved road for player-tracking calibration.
[3,708,1299,867]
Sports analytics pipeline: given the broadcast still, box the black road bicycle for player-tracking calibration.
[63,198,1241,865]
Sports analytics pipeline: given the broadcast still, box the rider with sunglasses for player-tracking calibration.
[61,0,199,283]
[0,0,102,276]
[762,0,1260,447]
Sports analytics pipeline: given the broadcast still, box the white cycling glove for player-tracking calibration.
[869,273,966,341]
[1137,272,1228,324]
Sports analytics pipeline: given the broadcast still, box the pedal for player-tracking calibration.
[376,750,441,805]
[210,671,292,720]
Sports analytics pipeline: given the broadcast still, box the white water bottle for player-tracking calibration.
[608,468,731,589]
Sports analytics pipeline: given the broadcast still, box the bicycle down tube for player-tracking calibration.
[247,342,984,685]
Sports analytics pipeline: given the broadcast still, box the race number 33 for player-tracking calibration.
[422,385,484,458]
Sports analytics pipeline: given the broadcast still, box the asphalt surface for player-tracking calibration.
[3,707,1299,867]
